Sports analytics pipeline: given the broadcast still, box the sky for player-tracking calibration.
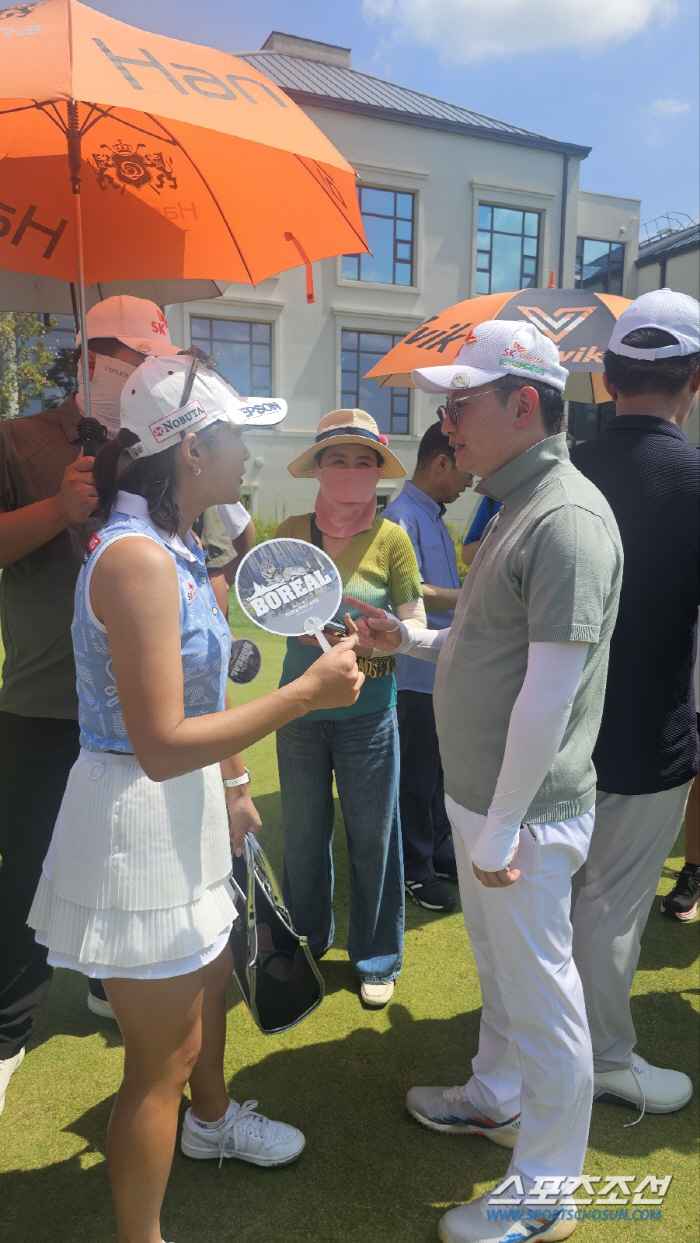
[78,0,699,227]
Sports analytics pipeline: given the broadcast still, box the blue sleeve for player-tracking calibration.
[383,502,424,580]
[464,496,500,545]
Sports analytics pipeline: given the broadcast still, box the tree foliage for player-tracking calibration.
[0,313,56,419]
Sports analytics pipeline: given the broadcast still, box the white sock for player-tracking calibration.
[191,1099,237,1130]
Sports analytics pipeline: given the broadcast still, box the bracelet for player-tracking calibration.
[223,767,251,789]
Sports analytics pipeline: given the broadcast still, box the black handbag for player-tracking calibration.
[228,834,324,1035]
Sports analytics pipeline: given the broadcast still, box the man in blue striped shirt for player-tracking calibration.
[384,423,473,911]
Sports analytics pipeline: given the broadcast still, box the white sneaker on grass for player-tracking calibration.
[593,1053,692,1114]
[180,1098,305,1167]
[438,1191,576,1243]
[0,1046,25,1118]
[86,991,117,1022]
[360,980,394,1007]
[407,1084,520,1148]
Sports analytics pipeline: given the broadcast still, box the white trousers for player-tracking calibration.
[571,781,692,1073]
[446,795,595,1193]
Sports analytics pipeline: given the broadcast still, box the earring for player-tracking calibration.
[192,466,201,476]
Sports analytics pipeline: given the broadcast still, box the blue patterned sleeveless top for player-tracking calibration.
[73,491,231,753]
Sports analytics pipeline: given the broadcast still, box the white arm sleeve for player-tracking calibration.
[470,641,590,873]
[391,617,450,664]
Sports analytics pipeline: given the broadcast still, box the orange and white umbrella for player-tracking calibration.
[364,289,631,403]
[0,0,368,332]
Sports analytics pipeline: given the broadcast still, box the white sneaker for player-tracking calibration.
[0,1046,25,1118]
[360,980,394,1007]
[180,1098,305,1167]
[87,991,117,1022]
[406,1084,520,1148]
[438,1190,576,1243]
[593,1053,692,1115]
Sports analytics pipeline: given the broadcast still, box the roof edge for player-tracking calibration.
[281,89,591,158]
[636,234,700,267]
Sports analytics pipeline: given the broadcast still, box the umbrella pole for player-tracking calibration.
[67,100,91,420]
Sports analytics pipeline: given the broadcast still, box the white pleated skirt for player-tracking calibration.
[29,749,236,979]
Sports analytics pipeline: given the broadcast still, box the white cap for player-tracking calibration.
[120,355,287,458]
[411,320,568,393]
[607,289,700,360]
[77,294,176,357]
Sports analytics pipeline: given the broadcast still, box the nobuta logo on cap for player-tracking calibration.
[149,399,207,444]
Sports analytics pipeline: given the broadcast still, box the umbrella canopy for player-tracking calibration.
[364,289,631,403]
[0,273,229,314]
[0,0,368,293]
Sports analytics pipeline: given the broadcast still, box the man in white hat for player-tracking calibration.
[0,296,183,1114]
[349,321,623,1243]
[570,289,699,1116]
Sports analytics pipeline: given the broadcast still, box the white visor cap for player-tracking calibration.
[411,320,568,394]
[120,355,287,458]
[607,289,700,360]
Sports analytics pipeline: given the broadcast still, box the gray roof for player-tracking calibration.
[637,223,700,267]
[237,50,590,159]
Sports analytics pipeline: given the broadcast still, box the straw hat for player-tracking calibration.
[287,409,406,479]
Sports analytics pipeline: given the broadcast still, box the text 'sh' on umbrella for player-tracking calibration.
[0,0,369,413]
[363,288,631,403]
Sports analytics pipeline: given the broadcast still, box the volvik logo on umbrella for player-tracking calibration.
[89,140,178,195]
[517,305,598,344]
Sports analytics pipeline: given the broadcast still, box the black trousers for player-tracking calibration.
[396,690,454,883]
[0,712,80,1059]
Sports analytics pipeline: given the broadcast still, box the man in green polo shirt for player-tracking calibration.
[349,320,623,1243]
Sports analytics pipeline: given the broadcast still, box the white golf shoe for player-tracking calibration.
[407,1084,520,1148]
[180,1098,305,1167]
[593,1053,692,1114]
[0,1046,25,1118]
[438,1192,576,1243]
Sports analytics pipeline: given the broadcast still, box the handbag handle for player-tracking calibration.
[243,832,288,922]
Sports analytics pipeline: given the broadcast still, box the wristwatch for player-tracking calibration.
[223,768,251,789]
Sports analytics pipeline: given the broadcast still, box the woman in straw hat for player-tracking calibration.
[275,410,426,1007]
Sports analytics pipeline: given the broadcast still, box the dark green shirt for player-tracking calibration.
[0,397,97,719]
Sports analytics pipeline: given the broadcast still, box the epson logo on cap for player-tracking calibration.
[240,400,282,417]
[149,399,208,444]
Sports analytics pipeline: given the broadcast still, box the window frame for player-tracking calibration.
[475,203,542,295]
[341,184,417,289]
[188,313,274,399]
[340,325,412,436]
[574,236,625,295]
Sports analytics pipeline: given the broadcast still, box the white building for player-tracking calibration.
[157,31,642,524]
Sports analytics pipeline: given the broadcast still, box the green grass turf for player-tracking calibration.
[0,596,697,1242]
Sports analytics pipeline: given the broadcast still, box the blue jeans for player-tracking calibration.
[276,707,404,983]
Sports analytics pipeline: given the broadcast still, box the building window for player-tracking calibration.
[342,188,415,286]
[567,401,616,443]
[341,330,410,435]
[190,317,271,397]
[476,205,540,294]
[575,238,625,294]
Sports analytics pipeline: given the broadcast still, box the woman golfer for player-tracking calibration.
[29,355,363,1243]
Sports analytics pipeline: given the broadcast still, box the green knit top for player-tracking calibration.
[274,513,422,721]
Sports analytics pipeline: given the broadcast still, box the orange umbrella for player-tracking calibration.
[0,0,368,351]
[364,289,631,403]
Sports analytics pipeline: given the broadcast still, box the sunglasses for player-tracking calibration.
[179,345,239,407]
[437,387,502,429]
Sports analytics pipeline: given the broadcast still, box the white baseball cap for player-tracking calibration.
[120,354,287,458]
[607,289,700,360]
[77,294,176,357]
[411,320,568,393]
